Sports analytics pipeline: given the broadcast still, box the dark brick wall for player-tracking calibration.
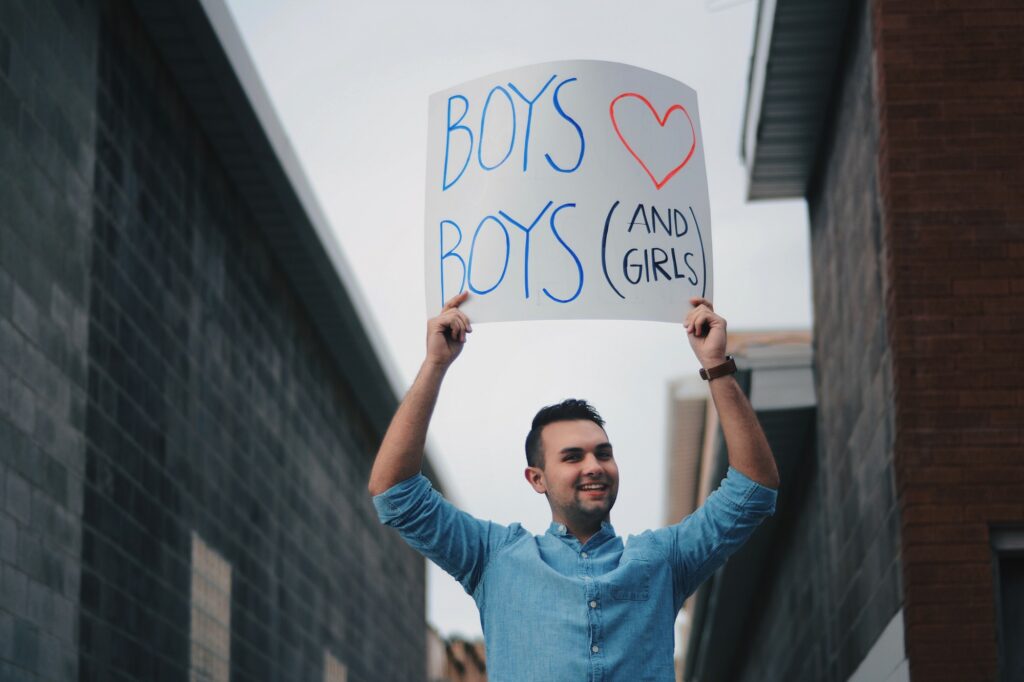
[2,2,427,681]
[0,0,97,679]
[805,4,904,677]
[873,1,1024,680]
[735,5,904,681]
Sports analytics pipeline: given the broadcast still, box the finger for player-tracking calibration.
[443,291,470,311]
[450,311,473,340]
[455,310,473,334]
[685,305,709,332]
[449,317,465,342]
[689,296,713,311]
[691,312,710,337]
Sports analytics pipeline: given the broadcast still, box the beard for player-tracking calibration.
[561,486,617,523]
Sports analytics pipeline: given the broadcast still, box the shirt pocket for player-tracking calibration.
[608,558,651,601]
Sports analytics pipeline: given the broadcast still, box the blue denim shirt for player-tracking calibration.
[374,467,776,682]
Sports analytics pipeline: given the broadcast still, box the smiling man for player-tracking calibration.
[368,293,779,681]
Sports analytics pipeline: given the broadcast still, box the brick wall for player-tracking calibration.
[873,1,1024,680]
[806,4,905,675]
[0,0,98,678]
[1,2,428,681]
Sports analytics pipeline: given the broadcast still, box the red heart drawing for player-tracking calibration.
[609,93,697,190]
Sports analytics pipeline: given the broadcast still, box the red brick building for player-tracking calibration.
[680,1,1024,681]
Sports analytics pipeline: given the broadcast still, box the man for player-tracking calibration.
[368,293,779,681]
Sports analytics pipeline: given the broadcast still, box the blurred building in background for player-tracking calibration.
[0,1,443,680]
[427,627,488,682]
[678,0,1023,681]
[665,333,815,682]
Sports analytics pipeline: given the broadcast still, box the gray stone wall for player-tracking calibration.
[1,2,426,681]
[735,4,903,681]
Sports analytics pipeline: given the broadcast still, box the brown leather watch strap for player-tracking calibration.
[699,356,737,381]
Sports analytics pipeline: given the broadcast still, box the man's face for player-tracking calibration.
[525,420,619,526]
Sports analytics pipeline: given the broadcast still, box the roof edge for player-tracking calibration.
[129,0,443,486]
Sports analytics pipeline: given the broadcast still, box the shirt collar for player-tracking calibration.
[547,520,616,547]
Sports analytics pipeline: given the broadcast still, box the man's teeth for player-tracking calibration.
[579,484,606,490]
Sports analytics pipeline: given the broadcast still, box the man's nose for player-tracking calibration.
[582,453,604,475]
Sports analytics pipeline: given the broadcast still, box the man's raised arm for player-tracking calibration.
[367,292,472,496]
[684,297,780,489]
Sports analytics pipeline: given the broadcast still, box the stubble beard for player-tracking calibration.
[568,488,616,524]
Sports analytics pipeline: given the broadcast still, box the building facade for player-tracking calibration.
[427,628,488,682]
[679,1,1023,681]
[1,1,438,680]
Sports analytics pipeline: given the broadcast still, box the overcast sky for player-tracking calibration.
[223,0,812,639]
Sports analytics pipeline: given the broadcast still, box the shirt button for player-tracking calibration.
[581,552,589,558]
[589,600,598,608]
[591,645,600,653]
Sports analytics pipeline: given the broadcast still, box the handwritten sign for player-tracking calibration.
[424,60,712,323]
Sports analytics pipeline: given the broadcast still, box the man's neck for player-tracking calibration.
[555,516,608,546]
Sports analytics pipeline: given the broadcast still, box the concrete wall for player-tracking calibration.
[0,2,427,680]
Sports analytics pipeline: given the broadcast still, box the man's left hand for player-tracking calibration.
[685,297,728,370]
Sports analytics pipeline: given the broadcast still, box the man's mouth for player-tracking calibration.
[577,483,608,493]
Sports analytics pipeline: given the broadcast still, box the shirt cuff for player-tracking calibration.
[372,472,432,524]
[721,466,778,517]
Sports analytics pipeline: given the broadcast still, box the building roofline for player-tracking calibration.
[129,0,443,485]
[741,0,853,200]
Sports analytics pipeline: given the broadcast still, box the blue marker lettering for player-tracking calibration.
[651,247,671,281]
[673,208,689,236]
[543,202,584,303]
[443,95,473,191]
[689,206,707,297]
[508,74,557,172]
[478,86,517,171]
[467,215,510,295]
[601,201,625,299]
[650,207,671,236]
[545,77,585,173]
[498,201,554,299]
[623,248,642,284]
[683,251,699,285]
[628,203,650,233]
[439,219,466,304]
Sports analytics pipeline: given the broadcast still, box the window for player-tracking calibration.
[324,651,348,682]
[190,533,232,682]
[992,528,1024,682]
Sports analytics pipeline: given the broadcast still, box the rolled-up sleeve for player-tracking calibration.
[658,466,777,606]
[374,474,514,594]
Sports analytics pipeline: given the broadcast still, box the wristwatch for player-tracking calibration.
[699,356,737,381]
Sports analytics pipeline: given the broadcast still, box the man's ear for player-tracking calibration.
[524,466,547,494]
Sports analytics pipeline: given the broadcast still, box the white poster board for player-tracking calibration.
[424,60,712,323]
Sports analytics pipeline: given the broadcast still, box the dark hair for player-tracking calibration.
[524,399,606,468]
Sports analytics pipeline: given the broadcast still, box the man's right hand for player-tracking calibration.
[426,292,473,368]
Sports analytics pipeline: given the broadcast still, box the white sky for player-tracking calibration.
[223,0,812,639]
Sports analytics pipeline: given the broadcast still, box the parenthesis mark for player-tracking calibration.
[689,206,706,298]
[602,201,624,300]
